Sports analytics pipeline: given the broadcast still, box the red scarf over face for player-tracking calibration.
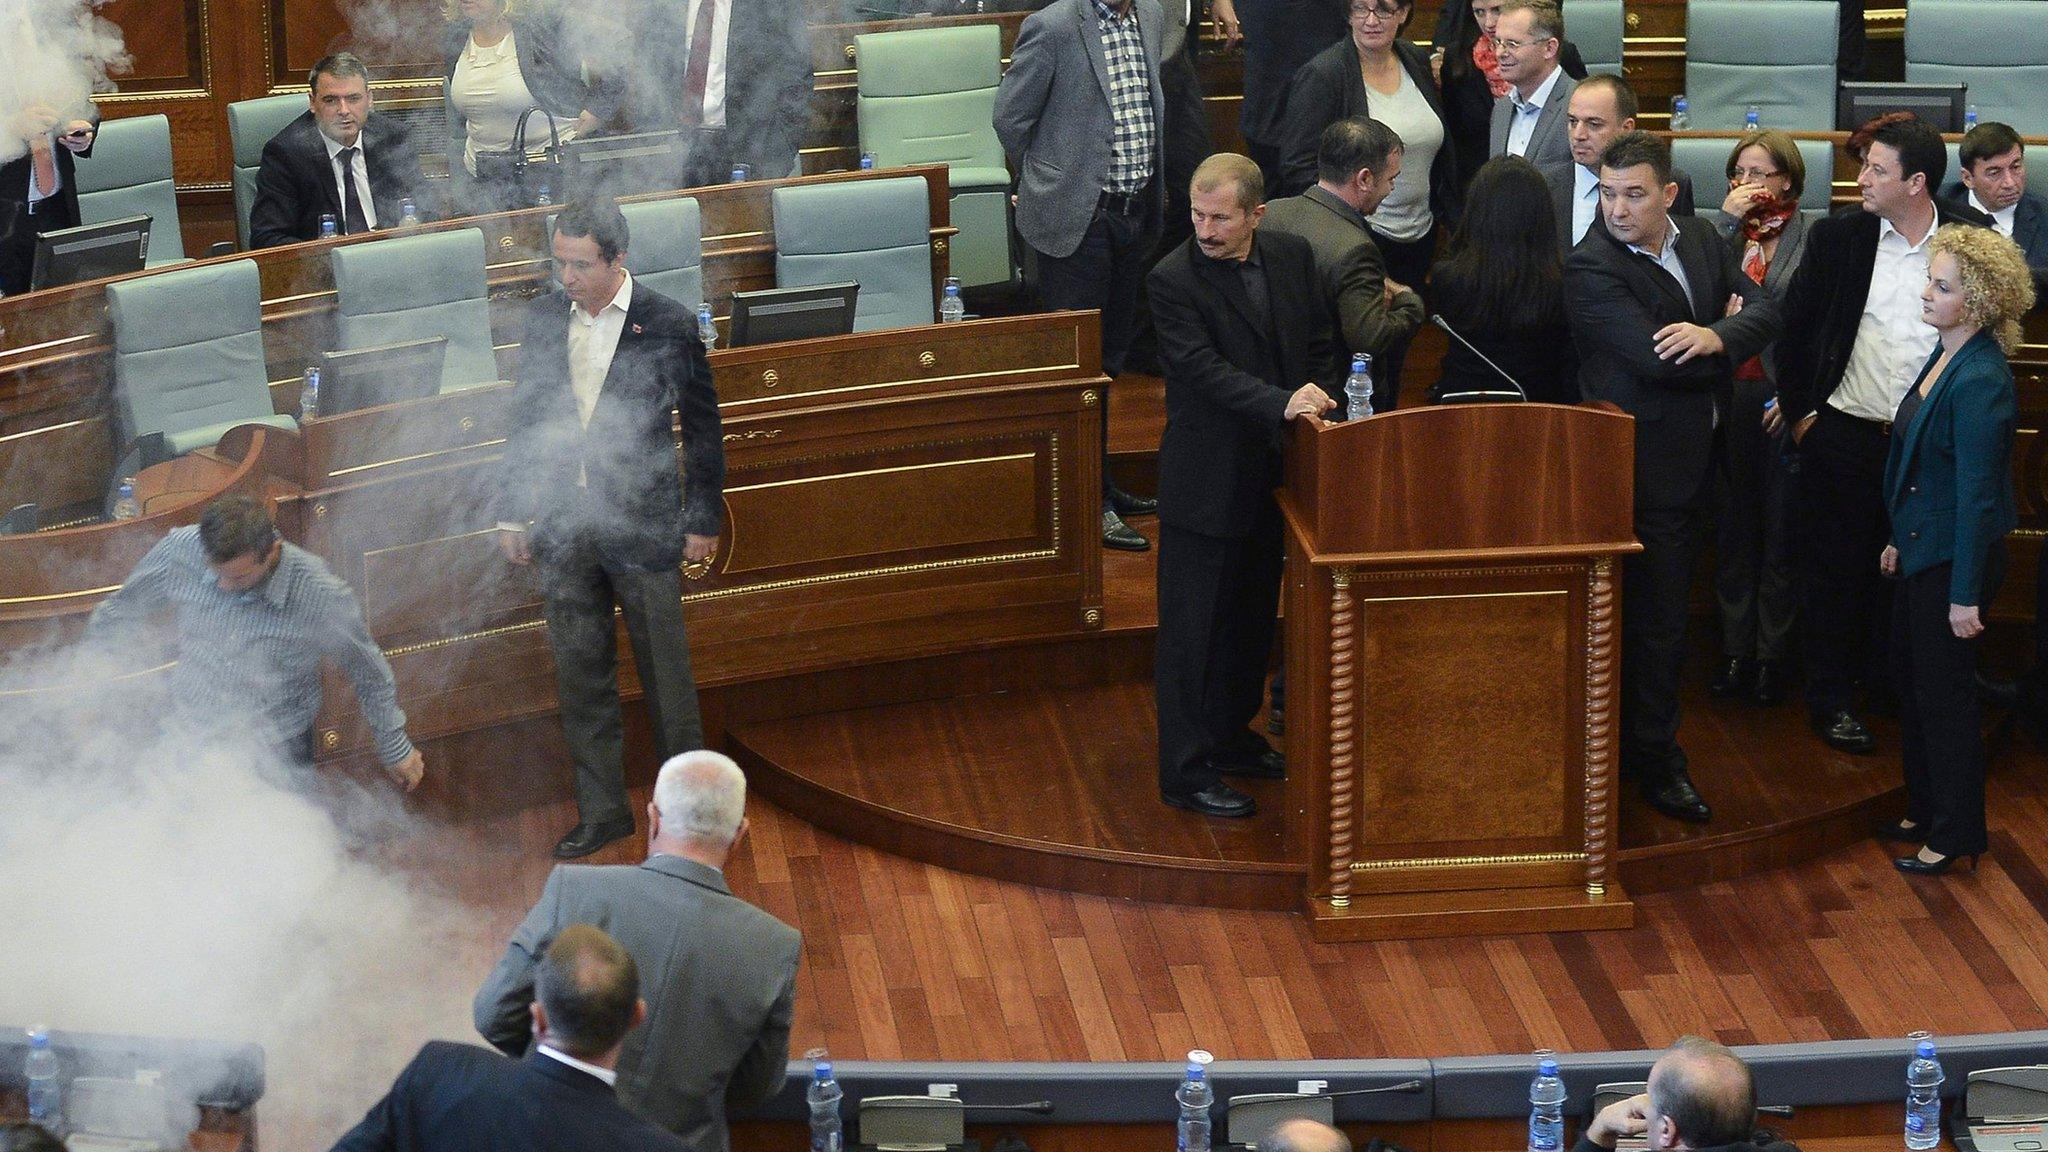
[1734,194,1798,380]
[1472,38,1510,98]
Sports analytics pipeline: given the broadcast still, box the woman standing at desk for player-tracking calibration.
[442,0,616,215]
[1881,225,2034,876]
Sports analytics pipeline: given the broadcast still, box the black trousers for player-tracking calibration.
[1365,225,1435,411]
[1797,404,1894,716]
[1156,502,1284,798]
[538,528,705,826]
[1714,375,1799,662]
[1622,499,1705,778]
[1034,202,1159,494]
[1892,559,1993,856]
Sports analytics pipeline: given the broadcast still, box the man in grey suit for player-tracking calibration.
[1262,117,1424,399]
[1487,0,1576,215]
[474,752,801,1152]
[995,0,1168,552]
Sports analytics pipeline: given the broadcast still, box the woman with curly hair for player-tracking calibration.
[1881,223,2036,875]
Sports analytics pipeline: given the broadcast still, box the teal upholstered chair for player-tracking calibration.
[72,114,187,265]
[1685,0,1839,131]
[1669,135,1835,222]
[1562,0,1624,76]
[1907,0,2048,137]
[329,227,502,394]
[621,198,705,307]
[854,24,1012,288]
[773,176,935,332]
[106,260,297,456]
[227,95,307,251]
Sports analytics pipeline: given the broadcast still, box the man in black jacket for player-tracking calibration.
[0,100,98,295]
[249,53,431,248]
[1573,1037,1776,1152]
[497,197,724,859]
[1774,114,1989,754]
[1565,131,1780,823]
[332,925,690,1152]
[1149,152,1338,818]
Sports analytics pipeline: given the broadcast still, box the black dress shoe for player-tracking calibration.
[1210,744,1285,779]
[1101,509,1150,551]
[1812,710,1877,754]
[1642,770,1712,823]
[1709,657,1755,699]
[1108,486,1159,517]
[1163,783,1257,818]
[1977,671,2023,711]
[1877,819,1927,844]
[553,817,635,859]
[1752,660,1787,707]
[1894,849,1981,876]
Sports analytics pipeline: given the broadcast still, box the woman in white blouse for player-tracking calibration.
[442,0,618,215]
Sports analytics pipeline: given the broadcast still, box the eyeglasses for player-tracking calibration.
[1349,4,1403,20]
[1731,167,1784,183]
[1490,34,1548,50]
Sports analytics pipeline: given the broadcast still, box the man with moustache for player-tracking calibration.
[1565,131,1780,823]
[1560,74,1693,248]
[249,53,430,247]
[1942,120,2048,300]
[0,98,98,296]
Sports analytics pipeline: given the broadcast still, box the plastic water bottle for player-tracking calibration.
[940,276,965,323]
[112,477,141,520]
[26,1026,61,1132]
[1529,1056,1566,1152]
[697,303,718,350]
[1670,95,1691,131]
[399,197,420,227]
[299,365,320,421]
[1905,1037,1944,1150]
[1345,354,1374,420]
[859,152,876,170]
[318,213,338,239]
[1745,104,1762,129]
[731,163,751,183]
[1965,104,1980,131]
[534,183,553,207]
[806,1048,843,1152]
[1176,1049,1214,1152]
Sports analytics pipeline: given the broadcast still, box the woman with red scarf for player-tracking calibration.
[1708,129,1811,708]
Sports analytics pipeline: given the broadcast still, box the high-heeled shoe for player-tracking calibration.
[1894,850,1981,876]
[1877,819,1927,844]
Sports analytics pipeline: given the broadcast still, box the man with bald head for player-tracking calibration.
[1267,1119,1352,1152]
[1561,75,1695,248]
[1578,1037,1771,1152]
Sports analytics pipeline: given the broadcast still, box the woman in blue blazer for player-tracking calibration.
[1880,225,2036,876]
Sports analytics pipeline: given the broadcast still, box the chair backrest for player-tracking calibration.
[1669,135,1836,217]
[227,95,308,250]
[621,198,705,308]
[854,25,1007,181]
[1562,0,1624,76]
[106,260,275,453]
[1907,0,2048,137]
[72,114,187,264]
[329,228,501,392]
[1686,0,1840,131]
[773,176,935,332]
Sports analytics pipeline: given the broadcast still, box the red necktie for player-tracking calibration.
[679,0,718,127]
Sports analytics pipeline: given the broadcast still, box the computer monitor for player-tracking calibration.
[319,337,449,416]
[728,282,861,348]
[556,129,688,200]
[1838,81,1968,133]
[29,214,151,291]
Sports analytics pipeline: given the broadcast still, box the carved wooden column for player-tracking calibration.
[1326,566,1357,908]
[1582,558,1617,897]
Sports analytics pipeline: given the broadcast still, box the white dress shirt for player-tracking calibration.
[683,0,734,130]
[497,271,634,529]
[1624,218,1695,313]
[319,129,380,230]
[537,1044,619,1086]
[1830,206,1938,424]
[1504,65,1563,158]
[1572,164,1599,244]
[26,135,60,207]
[1968,189,2017,239]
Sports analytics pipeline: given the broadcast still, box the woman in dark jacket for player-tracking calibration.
[1880,224,2034,876]
[442,0,620,216]
[1427,156,1577,404]
[1430,0,1586,202]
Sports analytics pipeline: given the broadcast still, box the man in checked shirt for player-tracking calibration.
[84,495,425,789]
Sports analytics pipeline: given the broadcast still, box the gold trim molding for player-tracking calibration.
[1352,851,1587,872]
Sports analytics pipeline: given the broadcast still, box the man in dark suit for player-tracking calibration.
[1561,75,1694,249]
[1262,117,1423,401]
[625,0,813,185]
[248,53,430,248]
[1149,152,1338,818]
[475,752,802,1152]
[1942,120,2048,302]
[1774,113,1988,755]
[0,100,98,296]
[334,925,690,1152]
[496,197,724,859]
[995,0,1169,552]
[1565,131,1780,823]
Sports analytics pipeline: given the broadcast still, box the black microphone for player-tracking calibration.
[1429,314,1529,403]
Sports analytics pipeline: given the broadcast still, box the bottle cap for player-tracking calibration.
[814,1059,834,1079]
[1538,1058,1559,1075]
[1187,1049,1213,1077]
[1352,356,1368,371]
[1916,1040,1936,1058]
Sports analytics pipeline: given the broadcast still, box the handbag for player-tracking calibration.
[511,107,565,208]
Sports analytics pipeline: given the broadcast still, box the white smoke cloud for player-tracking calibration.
[0,0,130,166]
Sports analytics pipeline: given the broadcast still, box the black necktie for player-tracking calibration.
[337,147,369,235]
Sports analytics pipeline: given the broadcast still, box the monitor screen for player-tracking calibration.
[30,215,151,291]
[728,282,861,348]
[557,129,688,200]
[319,337,450,416]
[1838,82,1968,133]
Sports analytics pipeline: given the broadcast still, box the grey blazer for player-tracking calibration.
[1489,68,1578,237]
[473,856,802,1152]
[994,0,1168,258]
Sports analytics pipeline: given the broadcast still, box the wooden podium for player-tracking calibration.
[1277,403,1643,941]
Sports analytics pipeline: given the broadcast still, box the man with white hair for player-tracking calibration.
[473,752,801,1152]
